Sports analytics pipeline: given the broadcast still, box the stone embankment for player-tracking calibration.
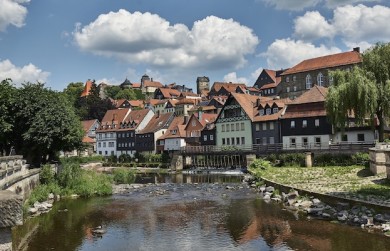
[243,175,390,236]
[27,193,61,217]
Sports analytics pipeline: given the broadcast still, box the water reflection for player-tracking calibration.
[13,176,390,251]
[134,173,243,184]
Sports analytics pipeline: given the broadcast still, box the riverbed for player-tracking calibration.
[13,173,390,251]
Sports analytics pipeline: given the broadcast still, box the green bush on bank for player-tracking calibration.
[112,168,136,184]
[60,155,104,165]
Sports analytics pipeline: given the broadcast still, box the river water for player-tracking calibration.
[13,173,390,251]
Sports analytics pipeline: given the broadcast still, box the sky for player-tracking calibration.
[1,0,390,92]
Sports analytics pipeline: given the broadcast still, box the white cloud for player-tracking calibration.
[223,72,248,84]
[262,38,341,69]
[0,0,29,32]
[73,10,259,71]
[326,0,380,8]
[293,4,390,49]
[260,0,321,11]
[251,67,263,80]
[294,11,335,41]
[0,59,50,85]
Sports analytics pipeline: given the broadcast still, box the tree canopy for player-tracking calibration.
[325,43,390,142]
[0,80,84,165]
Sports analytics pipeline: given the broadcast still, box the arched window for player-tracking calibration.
[306,74,312,89]
[317,72,324,86]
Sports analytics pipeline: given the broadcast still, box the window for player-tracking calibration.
[99,151,102,155]
[227,138,230,145]
[302,120,307,128]
[303,137,308,146]
[306,74,312,89]
[98,142,101,147]
[317,72,324,86]
[222,138,226,145]
[315,137,321,146]
[271,89,274,94]
[291,121,295,128]
[269,137,274,144]
[111,151,114,156]
[342,134,348,142]
[262,123,267,130]
[210,135,214,140]
[236,123,239,131]
[226,124,230,132]
[293,86,297,92]
[231,138,235,145]
[241,137,245,145]
[273,108,279,113]
[286,76,290,82]
[256,138,261,144]
[204,135,207,141]
[269,122,274,130]
[287,87,290,93]
[290,138,296,147]
[357,134,365,142]
[256,124,260,131]
[103,142,106,147]
[259,109,264,116]
[241,123,245,131]
[315,119,320,127]
[293,75,296,82]
[266,108,271,115]
[231,123,235,131]
[105,151,108,155]
[236,137,240,145]
[99,134,102,139]
[192,121,196,127]
[222,125,225,132]
[262,137,267,145]
[109,142,114,147]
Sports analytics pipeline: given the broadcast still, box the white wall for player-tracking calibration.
[96,132,117,156]
[164,138,186,151]
[282,135,330,149]
[332,130,376,143]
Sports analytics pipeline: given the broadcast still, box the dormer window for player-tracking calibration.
[273,107,279,113]
[266,108,271,115]
[172,129,177,135]
[259,109,264,116]
[306,74,312,89]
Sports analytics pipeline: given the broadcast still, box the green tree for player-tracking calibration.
[326,43,390,142]
[0,79,16,155]
[115,88,137,100]
[104,85,121,99]
[14,83,84,165]
[63,82,84,107]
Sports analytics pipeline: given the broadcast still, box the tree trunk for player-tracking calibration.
[377,111,385,142]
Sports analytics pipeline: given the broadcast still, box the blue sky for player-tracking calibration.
[1,0,389,91]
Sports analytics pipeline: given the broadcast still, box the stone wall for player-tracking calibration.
[0,191,22,228]
[369,144,390,175]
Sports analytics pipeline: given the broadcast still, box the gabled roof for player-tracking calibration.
[80,79,93,97]
[211,82,247,93]
[138,112,174,134]
[180,92,198,97]
[281,50,362,75]
[145,99,161,106]
[82,136,95,144]
[291,85,328,104]
[253,100,288,122]
[198,113,218,126]
[98,108,131,132]
[176,98,197,105]
[158,116,187,140]
[228,93,273,121]
[166,99,179,107]
[158,88,181,98]
[114,99,128,108]
[132,83,141,88]
[129,100,144,107]
[81,119,98,132]
[143,80,163,88]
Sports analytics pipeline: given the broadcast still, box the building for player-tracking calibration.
[116,109,154,157]
[140,74,163,96]
[197,76,210,95]
[208,82,248,98]
[175,98,197,116]
[81,119,100,155]
[96,108,131,157]
[279,48,362,99]
[80,79,94,97]
[154,87,180,99]
[136,112,174,154]
[184,113,218,146]
[253,69,284,97]
[157,116,188,152]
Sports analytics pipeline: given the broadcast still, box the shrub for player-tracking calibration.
[278,153,305,167]
[40,164,55,185]
[118,154,132,163]
[28,182,61,205]
[60,155,104,165]
[112,168,136,184]
[249,158,272,171]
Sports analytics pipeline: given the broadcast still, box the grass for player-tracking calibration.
[250,162,390,203]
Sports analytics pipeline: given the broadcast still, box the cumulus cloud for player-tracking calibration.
[251,67,263,80]
[73,10,259,71]
[0,0,29,32]
[293,4,390,49]
[294,11,335,41]
[223,72,248,84]
[0,59,50,85]
[262,39,341,70]
[259,0,381,10]
[260,0,321,11]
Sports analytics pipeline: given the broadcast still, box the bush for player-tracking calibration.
[118,154,132,163]
[278,153,305,167]
[28,182,61,205]
[40,164,55,185]
[313,152,370,167]
[60,155,104,165]
[249,158,272,171]
[112,168,136,184]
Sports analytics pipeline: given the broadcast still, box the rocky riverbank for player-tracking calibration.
[243,175,390,236]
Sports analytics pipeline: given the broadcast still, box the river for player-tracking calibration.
[13,173,390,251]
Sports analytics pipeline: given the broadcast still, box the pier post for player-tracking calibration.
[305,152,313,168]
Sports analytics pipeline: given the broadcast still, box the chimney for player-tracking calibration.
[256,98,261,107]
[183,115,189,125]
[198,110,202,122]
[353,47,360,53]
[156,110,160,118]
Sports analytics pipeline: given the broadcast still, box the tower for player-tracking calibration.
[196,76,210,94]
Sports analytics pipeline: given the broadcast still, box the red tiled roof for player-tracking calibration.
[114,99,127,108]
[81,119,97,132]
[253,100,288,122]
[143,80,163,88]
[132,83,141,88]
[82,136,95,144]
[211,82,247,93]
[138,112,173,134]
[230,93,273,121]
[180,92,198,97]
[176,98,197,105]
[292,85,328,104]
[146,99,161,106]
[97,108,131,132]
[80,80,93,97]
[281,51,362,75]
[129,100,144,107]
[158,116,187,140]
[159,88,181,98]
